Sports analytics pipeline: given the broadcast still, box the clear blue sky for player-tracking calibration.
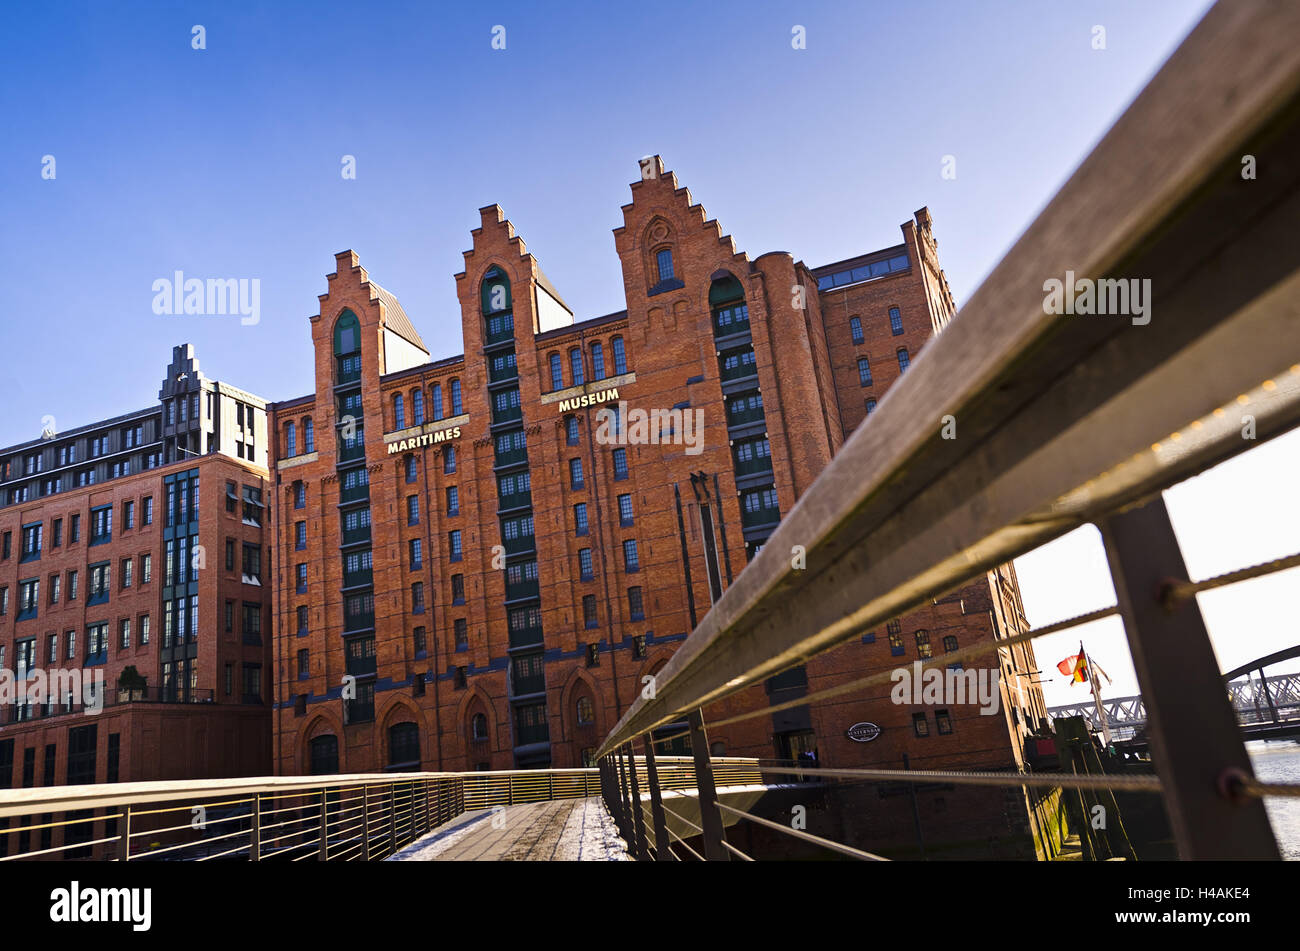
[11,0,1291,703]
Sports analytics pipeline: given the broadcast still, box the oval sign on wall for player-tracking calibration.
[846,722,881,743]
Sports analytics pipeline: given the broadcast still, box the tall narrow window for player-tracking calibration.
[850,316,864,344]
[590,342,605,380]
[656,248,674,282]
[304,418,314,453]
[612,336,627,375]
[889,306,904,335]
[897,348,911,373]
[412,388,425,424]
[431,383,444,420]
[570,349,585,386]
[285,422,296,457]
[393,393,405,431]
[857,357,872,387]
[450,380,463,415]
[549,353,563,390]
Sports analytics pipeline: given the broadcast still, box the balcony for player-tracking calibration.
[726,401,767,429]
[488,358,519,385]
[343,609,375,632]
[337,440,366,464]
[505,577,540,601]
[342,567,373,588]
[343,698,374,725]
[342,524,372,546]
[719,351,759,384]
[502,533,535,556]
[339,481,370,505]
[345,653,377,678]
[734,452,773,477]
[336,355,361,386]
[494,446,528,468]
[741,505,781,530]
[514,719,550,747]
[508,625,544,649]
[497,489,532,511]
[492,404,523,426]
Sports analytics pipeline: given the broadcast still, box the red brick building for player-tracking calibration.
[0,345,273,855]
[268,157,1051,805]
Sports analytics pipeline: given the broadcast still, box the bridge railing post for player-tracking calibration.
[318,788,328,861]
[641,735,670,861]
[249,793,261,862]
[688,710,730,861]
[1098,496,1279,859]
[626,747,649,860]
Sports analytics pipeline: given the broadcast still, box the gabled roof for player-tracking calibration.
[370,281,428,353]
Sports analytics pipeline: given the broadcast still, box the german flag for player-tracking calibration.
[1056,648,1089,684]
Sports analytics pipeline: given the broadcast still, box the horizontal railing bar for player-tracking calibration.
[0,833,121,862]
[750,763,1162,793]
[714,802,889,861]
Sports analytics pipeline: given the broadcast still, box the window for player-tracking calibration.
[591,342,605,380]
[612,448,629,480]
[633,635,647,659]
[549,353,563,390]
[450,379,463,416]
[49,574,60,604]
[295,521,307,550]
[586,643,600,668]
[618,494,634,525]
[242,543,262,583]
[574,503,588,536]
[21,524,41,561]
[628,586,644,620]
[225,481,237,514]
[294,481,305,508]
[897,348,910,373]
[304,418,314,452]
[409,539,422,570]
[412,388,425,425]
[913,712,930,737]
[404,455,417,484]
[47,633,58,664]
[914,629,932,658]
[570,348,585,386]
[569,458,584,490]
[295,563,307,592]
[225,600,234,633]
[143,496,153,525]
[89,563,111,601]
[446,485,459,515]
[298,649,309,678]
[655,248,674,282]
[887,619,904,656]
[242,665,262,704]
[579,548,593,581]
[393,393,405,431]
[850,316,864,344]
[140,615,150,645]
[431,383,444,420]
[285,421,297,457]
[411,581,425,612]
[141,553,151,583]
[454,618,468,650]
[90,505,112,544]
[576,696,595,726]
[623,539,640,572]
[51,519,62,549]
[389,722,419,767]
[297,605,308,634]
[471,713,488,741]
[443,445,456,474]
[566,416,579,445]
[451,573,465,603]
[449,530,463,561]
[943,635,959,654]
[936,709,953,735]
[119,619,131,649]
[889,306,904,335]
[857,357,873,387]
[121,558,132,588]
[407,495,419,525]
[582,594,598,628]
[612,336,627,375]
[85,622,108,663]
[865,398,877,416]
[67,570,77,601]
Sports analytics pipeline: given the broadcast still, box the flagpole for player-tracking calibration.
[1084,644,1113,749]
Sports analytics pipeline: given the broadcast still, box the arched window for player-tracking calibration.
[569,348,585,386]
[612,336,627,375]
[590,342,605,381]
[655,248,674,282]
[709,275,748,337]
[284,422,296,457]
[549,353,563,391]
[450,379,463,415]
[431,383,444,421]
[576,695,595,726]
[897,348,911,373]
[392,393,405,431]
[388,722,419,767]
[309,735,338,775]
[303,417,314,453]
[333,310,361,383]
[482,266,514,344]
[471,712,488,741]
[412,388,425,425]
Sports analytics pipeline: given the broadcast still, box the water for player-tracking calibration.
[1247,740,1300,860]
